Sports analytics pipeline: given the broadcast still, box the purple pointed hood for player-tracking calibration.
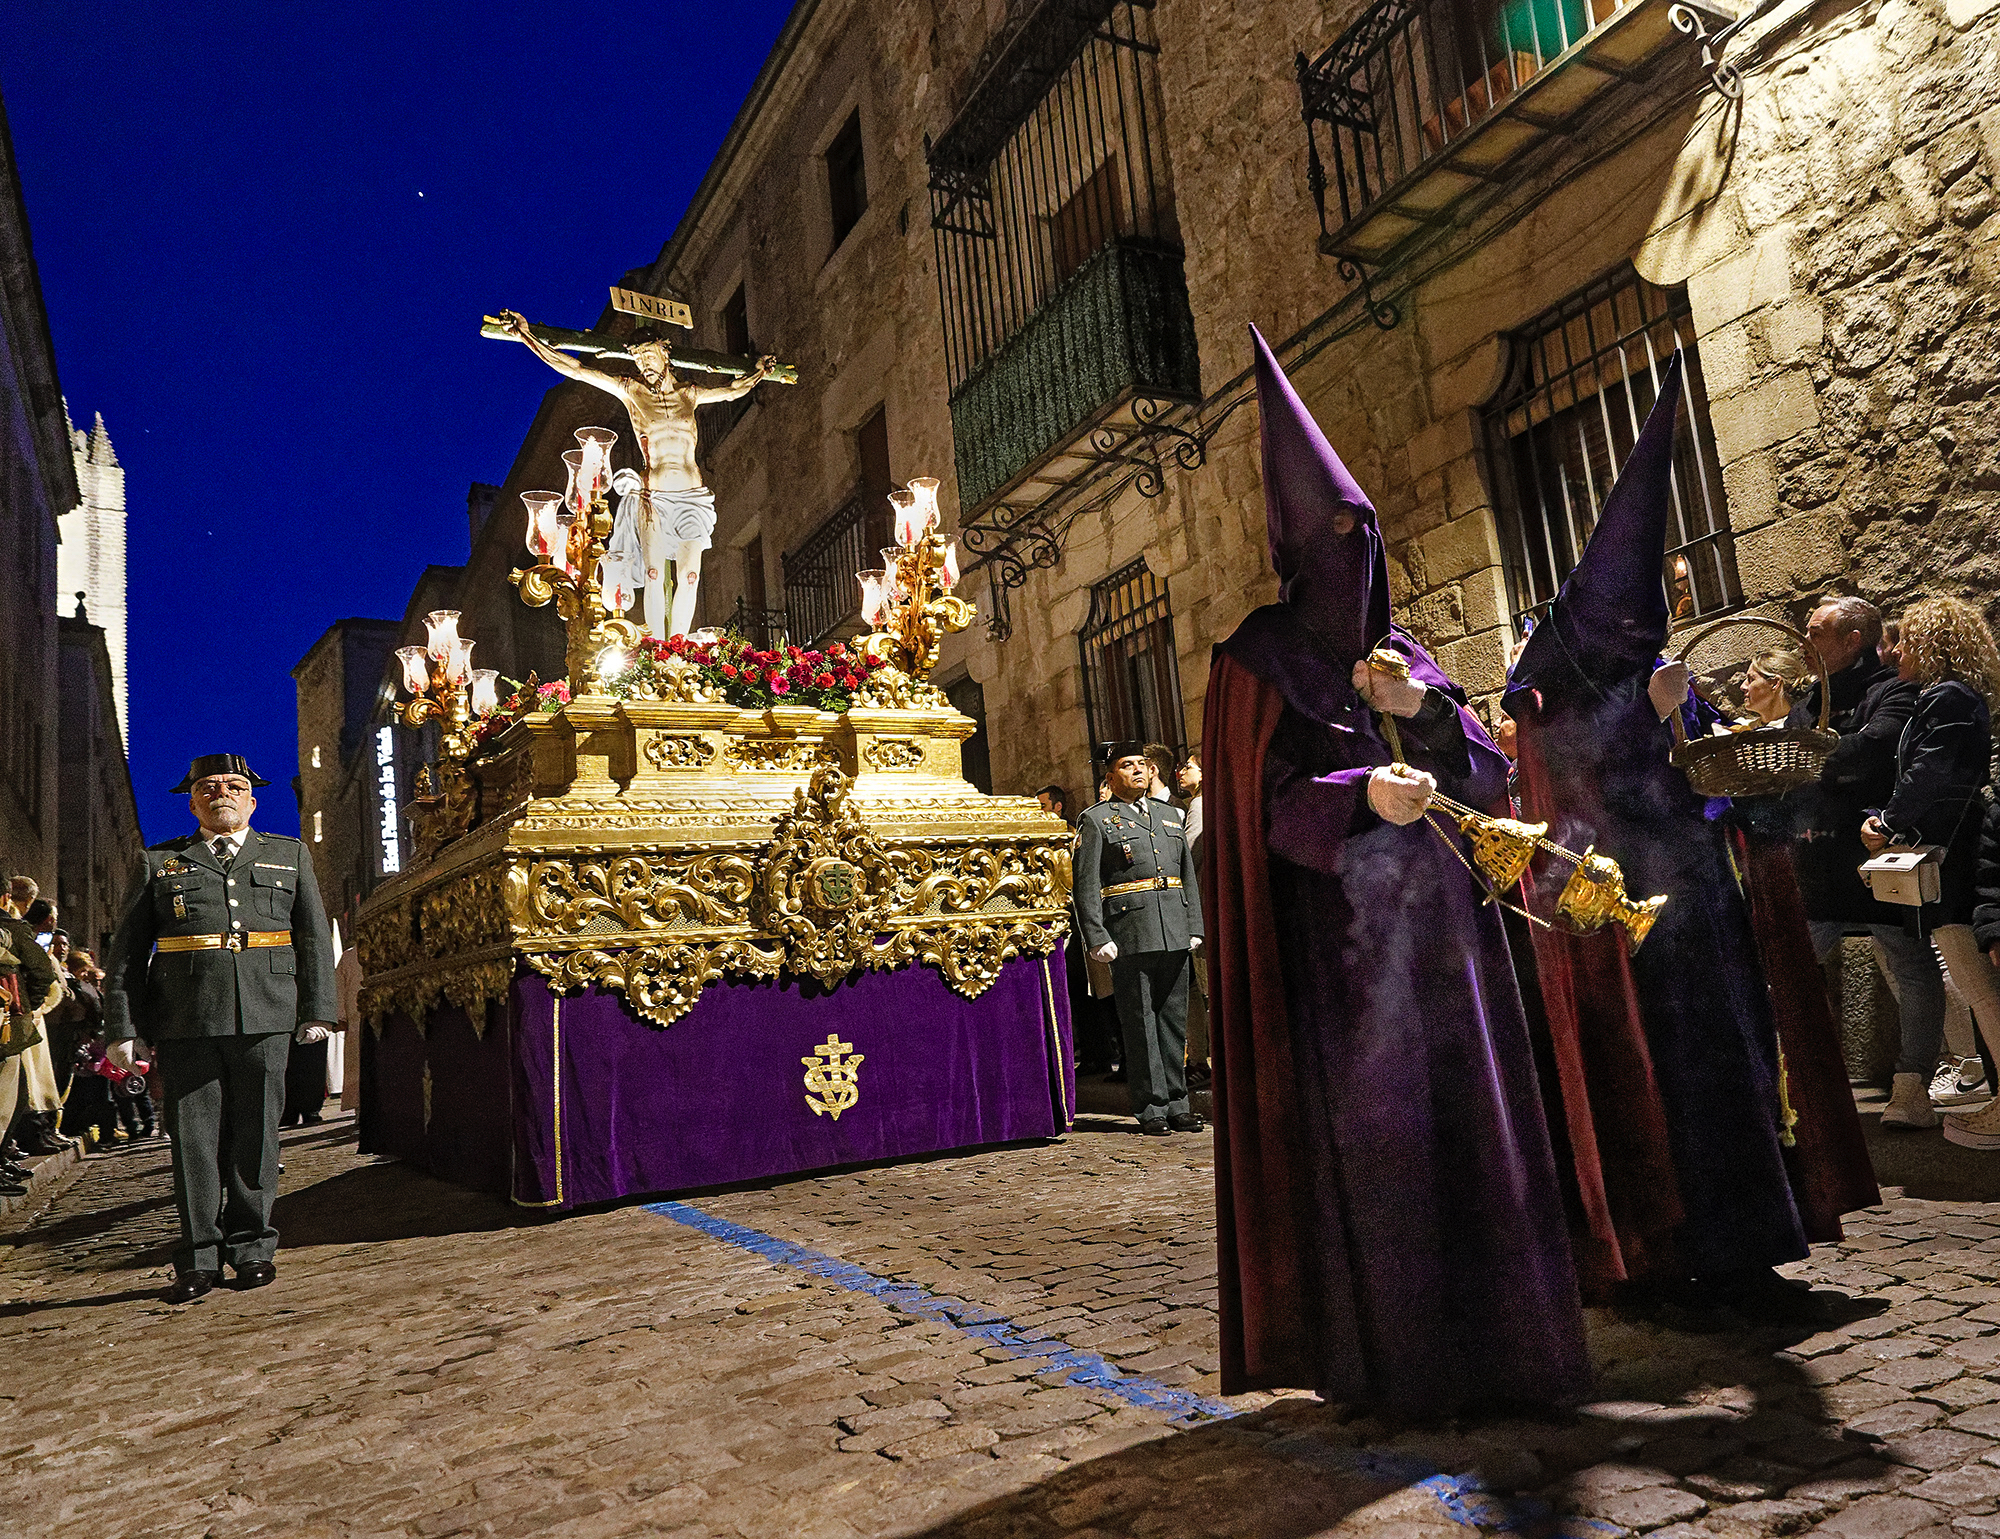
[1253,325,1391,664]
[1509,354,1685,697]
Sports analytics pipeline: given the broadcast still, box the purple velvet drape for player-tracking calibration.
[362,953,1073,1210]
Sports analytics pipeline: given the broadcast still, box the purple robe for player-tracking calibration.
[1211,607,1589,1415]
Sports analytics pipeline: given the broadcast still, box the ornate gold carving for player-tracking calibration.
[755,767,905,986]
[525,852,756,932]
[724,738,842,772]
[854,665,949,710]
[863,738,926,771]
[521,938,781,1030]
[802,1034,863,1121]
[622,655,725,704]
[644,733,718,770]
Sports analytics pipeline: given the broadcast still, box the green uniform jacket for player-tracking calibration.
[1074,795,1203,956]
[103,831,338,1043]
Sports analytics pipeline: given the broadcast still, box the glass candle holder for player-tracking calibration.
[562,449,587,515]
[576,426,618,499]
[467,668,501,718]
[879,549,907,601]
[941,540,960,589]
[857,570,887,627]
[396,646,431,697]
[907,477,941,533]
[445,636,475,687]
[424,610,461,659]
[521,492,563,559]
[890,490,925,549]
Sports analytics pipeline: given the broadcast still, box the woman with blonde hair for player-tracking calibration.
[1854,596,2000,1131]
[1742,646,1813,726]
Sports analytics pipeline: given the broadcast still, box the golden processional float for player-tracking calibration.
[353,307,1075,1210]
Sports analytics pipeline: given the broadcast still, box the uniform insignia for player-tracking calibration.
[172,895,188,920]
[158,858,194,876]
[253,862,294,871]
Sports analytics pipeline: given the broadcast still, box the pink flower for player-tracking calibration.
[771,677,791,695]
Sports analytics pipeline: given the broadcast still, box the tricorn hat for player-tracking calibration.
[1098,741,1150,767]
[171,754,269,794]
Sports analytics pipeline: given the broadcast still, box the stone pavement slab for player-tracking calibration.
[5,1109,2000,1537]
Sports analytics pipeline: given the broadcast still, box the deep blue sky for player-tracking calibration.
[4,1,796,839]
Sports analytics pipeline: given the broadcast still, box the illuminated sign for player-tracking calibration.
[376,726,401,875]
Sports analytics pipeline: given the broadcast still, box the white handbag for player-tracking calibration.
[1858,845,1944,907]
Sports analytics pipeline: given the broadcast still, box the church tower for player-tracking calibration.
[58,407,128,741]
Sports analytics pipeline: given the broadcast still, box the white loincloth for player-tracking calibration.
[601,485,717,603]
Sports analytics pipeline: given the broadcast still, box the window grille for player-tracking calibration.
[1482,265,1738,633]
[928,0,1179,394]
[782,489,886,646]
[1079,560,1185,770]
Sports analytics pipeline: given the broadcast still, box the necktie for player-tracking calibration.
[212,839,233,869]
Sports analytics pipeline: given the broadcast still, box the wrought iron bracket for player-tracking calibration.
[1338,258,1402,331]
[1668,1,1753,99]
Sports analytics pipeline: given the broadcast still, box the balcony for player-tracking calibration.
[948,239,1200,510]
[780,488,890,646]
[1300,0,1731,265]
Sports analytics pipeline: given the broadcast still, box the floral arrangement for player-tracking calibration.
[607,633,886,712]
[468,675,569,749]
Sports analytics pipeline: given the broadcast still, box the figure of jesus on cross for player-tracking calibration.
[495,308,780,640]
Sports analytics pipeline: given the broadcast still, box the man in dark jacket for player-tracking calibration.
[104,754,338,1302]
[1787,598,1941,1072]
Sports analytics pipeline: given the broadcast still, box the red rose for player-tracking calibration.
[720,664,739,679]
[815,672,835,688]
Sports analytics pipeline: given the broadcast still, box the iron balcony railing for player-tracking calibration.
[780,488,891,647]
[1299,0,1697,261]
[726,596,789,652]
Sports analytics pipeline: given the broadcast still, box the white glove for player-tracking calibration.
[1366,764,1437,826]
[294,1022,333,1045]
[105,1039,139,1072]
[1648,661,1692,720]
[1189,936,1204,954]
[1351,657,1428,719]
[1091,942,1118,963]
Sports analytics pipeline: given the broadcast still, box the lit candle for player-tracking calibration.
[908,477,941,533]
[521,492,563,559]
[396,646,431,696]
[857,570,886,626]
[890,490,925,548]
[424,610,461,659]
[468,668,500,717]
[941,540,960,589]
[445,636,475,686]
[879,548,906,601]
[562,449,587,515]
[576,427,618,499]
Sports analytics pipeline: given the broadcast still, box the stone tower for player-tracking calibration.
[59,406,127,742]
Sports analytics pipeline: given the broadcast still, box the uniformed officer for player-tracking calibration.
[1074,742,1205,1135]
[103,754,337,1303]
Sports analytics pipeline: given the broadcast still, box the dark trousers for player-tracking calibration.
[282,1037,328,1125]
[158,1033,290,1274]
[1065,934,1122,1071]
[66,1074,117,1141]
[116,1080,155,1136]
[1110,950,1191,1125]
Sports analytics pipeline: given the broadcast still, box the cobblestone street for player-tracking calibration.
[8,1103,2000,1539]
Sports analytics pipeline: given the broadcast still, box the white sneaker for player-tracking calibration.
[1932,1057,1976,1099]
[1944,1095,2000,1149]
[1882,1072,1941,1130]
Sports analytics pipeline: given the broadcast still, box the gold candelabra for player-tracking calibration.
[857,477,975,679]
[509,426,639,696]
[1365,648,1667,951]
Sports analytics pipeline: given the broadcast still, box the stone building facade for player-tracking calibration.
[0,87,78,893]
[54,613,140,960]
[293,617,403,929]
[58,408,127,742]
[347,0,2000,824]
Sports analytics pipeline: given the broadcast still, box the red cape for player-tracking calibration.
[1512,703,1686,1300]
[1731,831,1880,1237]
[1201,653,1313,1392]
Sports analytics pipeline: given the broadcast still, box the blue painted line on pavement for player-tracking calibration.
[646,1198,1567,1532]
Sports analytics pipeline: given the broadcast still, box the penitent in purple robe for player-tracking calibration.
[1206,328,1587,1416]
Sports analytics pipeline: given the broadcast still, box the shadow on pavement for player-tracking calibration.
[0,1286,162,1319]
[272,1159,528,1248]
[1856,1104,2000,1202]
[1,1194,177,1258]
[900,1308,1891,1539]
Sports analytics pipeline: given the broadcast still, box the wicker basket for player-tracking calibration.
[1666,615,1838,797]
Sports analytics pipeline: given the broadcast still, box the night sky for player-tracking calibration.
[4,1,796,839]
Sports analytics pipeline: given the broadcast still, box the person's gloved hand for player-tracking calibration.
[1366,763,1437,825]
[105,1039,138,1072]
[1351,658,1428,719]
[1189,936,1204,954]
[1091,942,1118,963]
[294,1022,333,1045]
[1648,661,1692,720]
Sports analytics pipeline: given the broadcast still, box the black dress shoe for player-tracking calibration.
[1138,1120,1172,1136]
[1167,1113,1206,1133]
[234,1260,277,1290]
[163,1271,219,1304]
[0,1180,27,1197]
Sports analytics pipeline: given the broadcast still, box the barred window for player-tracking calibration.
[1080,560,1185,771]
[1482,265,1739,633]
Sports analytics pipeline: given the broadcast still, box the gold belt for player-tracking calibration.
[156,931,292,954]
[1101,876,1182,897]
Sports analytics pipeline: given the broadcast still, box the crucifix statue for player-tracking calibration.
[487,294,796,639]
